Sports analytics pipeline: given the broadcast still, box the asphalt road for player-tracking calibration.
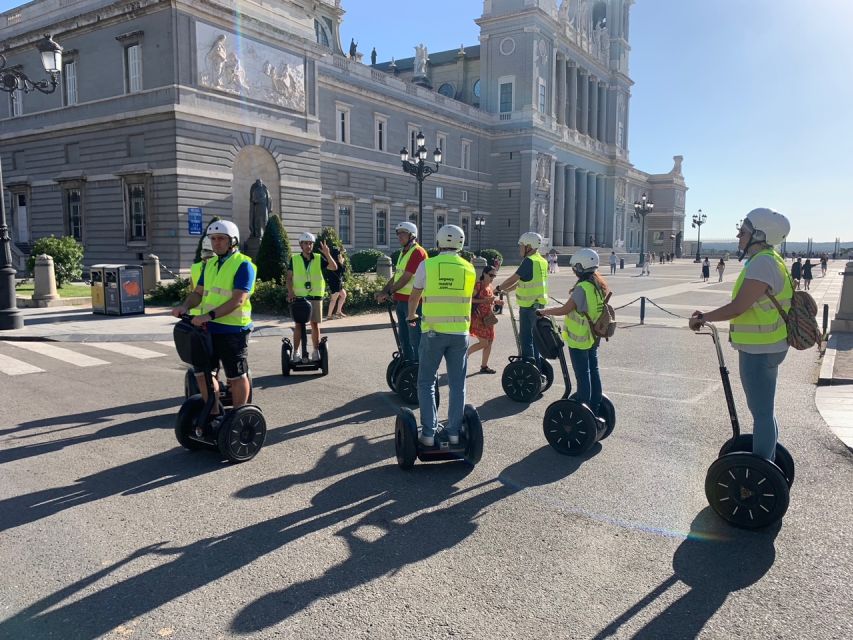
[1,262,851,639]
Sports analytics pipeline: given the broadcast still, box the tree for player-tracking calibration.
[255,214,291,282]
[26,236,84,287]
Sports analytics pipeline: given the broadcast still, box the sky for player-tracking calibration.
[3,0,850,241]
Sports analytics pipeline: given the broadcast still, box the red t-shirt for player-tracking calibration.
[393,245,428,301]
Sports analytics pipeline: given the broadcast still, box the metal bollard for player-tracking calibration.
[639,296,646,325]
[823,304,829,336]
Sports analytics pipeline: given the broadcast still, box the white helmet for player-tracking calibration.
[200,236,214,259]
[571,248,600,274]
[206,220,240,246]
[518,232,543,250]
[299,232,316,243]
[742,208,790,246]
[395,221,418,237]
[436,224,465,250]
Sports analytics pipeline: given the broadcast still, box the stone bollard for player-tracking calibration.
[142,254,161,293]
[376,255,392,281]
[33,254,60,301]
[472,255,487,280]
[830,260,853,332]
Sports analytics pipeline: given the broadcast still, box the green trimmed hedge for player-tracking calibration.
[349,248,386,273]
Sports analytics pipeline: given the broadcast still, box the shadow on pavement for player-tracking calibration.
[476,393,538,420]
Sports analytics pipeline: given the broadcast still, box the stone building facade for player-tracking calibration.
[1,0,687,273]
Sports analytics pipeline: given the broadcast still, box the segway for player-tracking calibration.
[173,316,266,463]
[384,302,440,407]
[699,323,793,529]
[533,314,615,455]
[500,291,554,402]
[184,363,252,402]
[281,297,329,376]
[394,405,483,469]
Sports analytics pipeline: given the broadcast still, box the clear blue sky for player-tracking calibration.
[3,0,850,241]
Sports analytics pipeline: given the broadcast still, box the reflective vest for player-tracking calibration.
[200,252,255,327]
[421,253,476,333]
[516,252,548,308]
[292,253,325,298]
[189,261,204,316]
[563,280,603,350]
[730,249,791,348]
[394,243,422,298]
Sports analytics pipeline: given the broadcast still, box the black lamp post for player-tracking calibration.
[632,193,654,267]
[0,35,63,331]
[691,209,707,263]
[400,131,441,240]
[474,215,486,253]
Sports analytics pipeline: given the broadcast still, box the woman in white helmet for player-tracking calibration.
[538,248,610,421]
[689,208,793,461]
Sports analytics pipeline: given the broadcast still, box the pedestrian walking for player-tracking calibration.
[820,255,828,277]
[802,259,813,290]
[702,257,710,282]
[642,252,652,276]
[325,245,348,319]
[547,248,559,274]
[716,257,726,282]
[791,257,802,290]
[609,251,617,275]
[468,265,501,374]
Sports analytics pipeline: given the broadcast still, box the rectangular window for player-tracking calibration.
[408,125,420,156]
[63,60,78,106]
[127,183,147,241]
[437,133,447,156]
[461,140,471,170]
[461,215,470,246]
[336,107,350,143]
[435,186,444,200]
[435,212,446,240]
[125,44,142,93]
[375,208,388,246]
[374,116,387,151]
[66,188,83,241]
[461,190,469,203]
[499,82,513,113]
[338,205,352,245]
[408,209,418,224]
[538,79,547,113]
[10,89,23,117]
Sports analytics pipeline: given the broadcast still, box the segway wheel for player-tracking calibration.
[719,435,795,488]
[502,359,542,403]
[462,404,483,465]
[395,362,420,405]
[217,406,267,463]
[281,338,292,377]
[320,338,329,377]
[543,399,598,456]
[386,354,401,392]
[705,453,790,529]
[540,359,555,394]
[175,395,208,451]
[598,395,616,440]
[395,408,418,469]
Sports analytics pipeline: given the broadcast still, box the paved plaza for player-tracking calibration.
[1,260,851,639]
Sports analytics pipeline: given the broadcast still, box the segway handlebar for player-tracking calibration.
[697,322,726,368]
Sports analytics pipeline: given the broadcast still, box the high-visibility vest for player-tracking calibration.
[394,243,422,298]
[516,252,548,308]
[189,260,204,316]
[562,280,603,350]
[421,253,476,333]
[291,253,325,298]
[730,249,791,348]
[200,252,255,327]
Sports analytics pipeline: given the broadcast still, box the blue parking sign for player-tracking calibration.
[188,207,203,235]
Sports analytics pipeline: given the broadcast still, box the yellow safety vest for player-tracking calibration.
[563,280,603,350]
[516,252,548,308]
[189,261,204,316]
[730,249,791,348]
[291,253,325,298]
[394,243,422,298]
[421,253,476,333]
[200,252,255,327]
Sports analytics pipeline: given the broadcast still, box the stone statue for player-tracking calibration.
[414,43,428,76]
[371,47,377,66]
[349,38,358,59]
[537,203,549,239]
[671,155,684,176]
[558,0,570,23]
[249,179,271,239]
[205,34,228,88]
[535,155,551,191]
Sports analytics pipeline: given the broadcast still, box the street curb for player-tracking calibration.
[817,334,853,386]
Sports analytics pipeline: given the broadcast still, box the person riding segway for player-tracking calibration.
[394,224,483,468]
[496,232,554,402]
[184,235,215,397]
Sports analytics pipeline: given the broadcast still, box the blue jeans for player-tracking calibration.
[417,331,469,437]
[395,300,421,362]
[569,345,602,415]
[738,350,787,461]
[518,304,542,367]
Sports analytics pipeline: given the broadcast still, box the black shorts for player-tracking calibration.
[210,330,250,379]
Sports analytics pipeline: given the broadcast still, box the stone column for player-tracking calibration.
[831,260,853,332]
[565,165,577,246]
[575,169,588,246]
[604,176,616,246]
[595,175,606,244]
[568,63,578,130]
[555,54,565,126]
[578,69,589,136]
[33,255,59,302]
[553,162,566,245]
[598,82,608,142]
[586,172,597,247]
[588,75,599,140]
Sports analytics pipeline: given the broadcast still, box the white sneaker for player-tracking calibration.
[311,350,321,362]
[419,432,435,447]
[290,352,301,364]
[448,434,460,445]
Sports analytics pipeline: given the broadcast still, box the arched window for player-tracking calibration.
[314,19,330,48]
[438,83,454,98]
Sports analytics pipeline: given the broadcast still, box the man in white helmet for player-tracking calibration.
[375,221,428,362]
[407,224,476,446]
[172,219,257,416]
[286,231,338,363]
[689,208,793,461]
[495,231,549,368]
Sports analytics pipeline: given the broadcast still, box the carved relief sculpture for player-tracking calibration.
[535,155,552,191]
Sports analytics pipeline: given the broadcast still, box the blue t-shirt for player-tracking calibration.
[197,253,256,333]
[514,257,534,281]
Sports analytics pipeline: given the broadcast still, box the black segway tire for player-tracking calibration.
[320,339,329,377]
[719,434,794,488]
[540,359,555,394]
[705,452,790,529]
[502,359,542,403]
[598,395,616,440]
[395,362,420,405]
[462,404,483,465]
[395,408,418,469]
[281,339,292,377]
[543,399,598,456]
[386,354,401,392]
[175,395,208,451]
[216,405,267,463]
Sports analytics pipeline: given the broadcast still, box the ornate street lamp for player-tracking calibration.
[632,193,654,267]
[0,35,63,330]
[400,131,441,239]
[474,215,486,254]
[691,209,707,263]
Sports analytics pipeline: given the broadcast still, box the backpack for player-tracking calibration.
[533,314,564,360]
[766,286,820,350]
[582,286,617,342]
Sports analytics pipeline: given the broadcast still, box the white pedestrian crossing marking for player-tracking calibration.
[154,341,174,347]
[6,342,110,367]
[85,343,166,360]
[0,352,45,376]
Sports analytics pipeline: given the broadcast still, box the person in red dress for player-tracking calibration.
[468,265,502,373]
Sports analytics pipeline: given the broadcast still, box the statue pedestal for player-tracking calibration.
[244,237,262,259]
